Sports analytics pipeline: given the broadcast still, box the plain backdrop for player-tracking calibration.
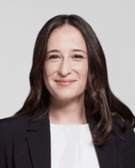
[0,0,135,118]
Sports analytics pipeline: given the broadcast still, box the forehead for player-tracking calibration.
[47,25,87,51]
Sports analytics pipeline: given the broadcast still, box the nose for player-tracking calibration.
[58,58,72,76]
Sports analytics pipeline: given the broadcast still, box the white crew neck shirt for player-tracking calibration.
[50,123,99,168]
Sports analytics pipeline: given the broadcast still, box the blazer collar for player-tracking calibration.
[26,107,117,168]
[26,107,51,168]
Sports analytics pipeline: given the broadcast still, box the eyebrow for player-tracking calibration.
[72,49,87,54]
[47,49,60,54]
[47,49,87,54]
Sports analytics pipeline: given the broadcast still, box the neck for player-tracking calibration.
[49,96,87,125]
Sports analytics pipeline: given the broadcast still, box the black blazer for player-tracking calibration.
[0,108,135,168]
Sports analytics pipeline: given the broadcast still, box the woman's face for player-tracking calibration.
[43,25,88,102]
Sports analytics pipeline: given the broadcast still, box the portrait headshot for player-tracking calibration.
[0,1,135,168]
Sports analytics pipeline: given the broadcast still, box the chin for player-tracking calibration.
[52,92,84,101]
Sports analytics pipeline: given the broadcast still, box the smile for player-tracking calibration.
[55,80,76,86]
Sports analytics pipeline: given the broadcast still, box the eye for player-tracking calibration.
[73,55,84,59]
[48,55,60,60]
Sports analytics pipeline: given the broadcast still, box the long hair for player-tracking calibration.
[16,14,135,145]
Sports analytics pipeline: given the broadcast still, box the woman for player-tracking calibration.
[0,14,135,168]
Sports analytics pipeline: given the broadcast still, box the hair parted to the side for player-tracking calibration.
[16,14,135,145]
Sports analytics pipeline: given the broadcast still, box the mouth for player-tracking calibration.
[55,80,76,86]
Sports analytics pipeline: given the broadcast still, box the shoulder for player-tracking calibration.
[0,114,32,137]
[121,120,135,146]
[112,120,135,152]
[112,119,135,139]
[113,120,135,138]
[113,121,135,166]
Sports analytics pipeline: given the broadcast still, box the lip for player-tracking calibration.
[55,80,76,86]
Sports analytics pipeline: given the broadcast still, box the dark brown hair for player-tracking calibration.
[16,14,135,145]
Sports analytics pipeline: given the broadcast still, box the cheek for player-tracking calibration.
[44,62,60,77]
[80,64,88,87]
[43,64,51,87]
[43,63,58,91]
[76,62,88,78]
[43,64,54,80]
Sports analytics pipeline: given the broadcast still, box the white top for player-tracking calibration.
[50,123,99,168]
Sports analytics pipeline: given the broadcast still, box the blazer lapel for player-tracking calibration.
[26,109,51,168]
[95,136,117,168]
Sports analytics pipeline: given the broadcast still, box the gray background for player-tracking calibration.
[0,0,135,118]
